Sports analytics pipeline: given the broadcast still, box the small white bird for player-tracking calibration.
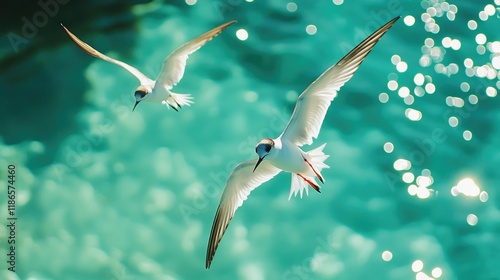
[61,21,236,111]
[206,16,400,268]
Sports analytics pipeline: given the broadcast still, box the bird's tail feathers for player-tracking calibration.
[306,143,330,172]
[288,143,330,200]
[163,92,194,110]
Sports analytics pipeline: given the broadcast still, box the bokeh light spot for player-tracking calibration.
[455,178,480,197]
[306,24,317,35]
[236,29,249,41]
[394,159,411,171]
[467,20,477,30]
[388,80,398,91]
[432,267,443,278]
[467,214,478,226]
[412,260,424,272]
[382,250,393,261]
[379,92,389,103]
[405,108,422,121]
[448,116,459,127]
[286,2,297,12]
[383,142,394,153]
[463,130,472,141]
[404,16,415,26]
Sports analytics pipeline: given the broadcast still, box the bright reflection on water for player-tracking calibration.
[451,178,481,197]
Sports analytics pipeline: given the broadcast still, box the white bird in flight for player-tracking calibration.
[206,16,400,268]
[61,21,236,111]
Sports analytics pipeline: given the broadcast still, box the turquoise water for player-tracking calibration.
[1,0,500,279]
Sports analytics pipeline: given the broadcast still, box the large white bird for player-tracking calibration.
[206,16,400,268]
[61,21,235,111]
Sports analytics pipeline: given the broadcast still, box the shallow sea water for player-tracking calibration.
[1,0,500,279]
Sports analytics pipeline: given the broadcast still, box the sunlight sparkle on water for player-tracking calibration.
[286,2,297,12]
[479,11,488,21]
[460,82,470,92]
[486,87,497,97]
[477,45,486,55]
[388,80,398,91]
[464,58,473,68]
[403,172,414,183]
[306,25,317,35]
[448,116,458,127]
[397,61,408,72]
[382,250,393,261]
[442,37,451,48]
[492,56,500,69]
[414,73,425,85]
[467,20,477,30]
[463,130,472,141]
[416,175,432,188]
[412,260,424,272]
[404,15,415,26]
[452,178,480,197]
[394,159,411,171]
[476,33,487,44]
[425,83,436,94]
[236,29,249,41]
[414,86,425,97]
[432,267,443,278]
[391,55,401,65]
[467,214,478,226]
[405,108,422,121]
[408,184,418,196]
[479,191,489,202]
[404,95,415,105]
[484,4,496,15]
[416,189,431,199]
[469,94,478,104]
[398,87,410,98]
[379,92,389,103]
[383,142,394,153]
[416,271,433,280]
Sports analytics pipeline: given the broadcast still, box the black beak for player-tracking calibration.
[132,101,140,112]
[253,156,265,173]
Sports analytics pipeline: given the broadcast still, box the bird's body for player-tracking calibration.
[61,21,236,111]
[205,16,401,269]
[267,138,306,174]
[265,137,323,181]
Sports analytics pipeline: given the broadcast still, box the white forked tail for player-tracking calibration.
[163,92,194,110]
[289,143,330,200]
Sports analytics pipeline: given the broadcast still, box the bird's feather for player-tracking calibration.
[61,24,152,85]
[280,16,400,146]
[206,159,280,269]
[156,20,236,91]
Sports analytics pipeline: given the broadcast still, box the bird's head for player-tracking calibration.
[253,138,275,172]
[133,85,150,111]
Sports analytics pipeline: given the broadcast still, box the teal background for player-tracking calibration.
[1,0,499,279]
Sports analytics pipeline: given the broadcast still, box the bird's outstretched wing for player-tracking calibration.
[61,24,152,85]
[206,159,280,269]
[156,20,236,90]
[280,16,400,146]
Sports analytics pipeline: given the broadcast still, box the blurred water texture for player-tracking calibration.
[1,0,500,279]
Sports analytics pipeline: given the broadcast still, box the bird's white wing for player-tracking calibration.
[156,20,236,90]
[61,24,152,85]
[280,16,400,146]
[206,158,280,269]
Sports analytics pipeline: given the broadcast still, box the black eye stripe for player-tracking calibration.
[135,91,146,98]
